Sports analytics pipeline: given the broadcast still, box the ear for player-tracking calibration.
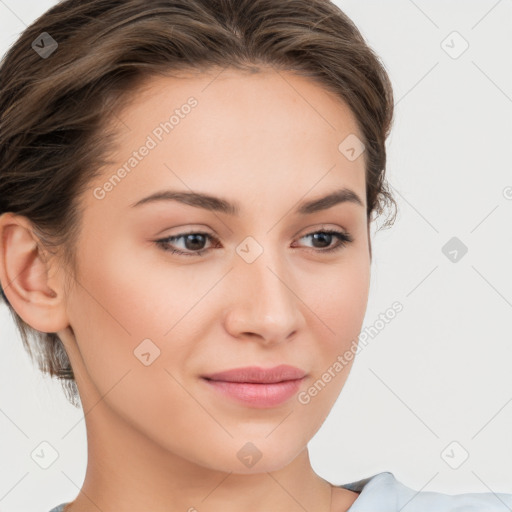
[0,212,70,333]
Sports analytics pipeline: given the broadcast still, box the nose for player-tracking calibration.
[223,248,306,346]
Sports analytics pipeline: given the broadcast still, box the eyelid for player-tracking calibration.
[154,224,353,257]
[294,222,348,238]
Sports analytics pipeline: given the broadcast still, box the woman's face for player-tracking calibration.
[61,67,370,473]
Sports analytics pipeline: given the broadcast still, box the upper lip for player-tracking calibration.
[202,365,307,384]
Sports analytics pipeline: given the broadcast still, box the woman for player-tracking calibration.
[0,1,510,511]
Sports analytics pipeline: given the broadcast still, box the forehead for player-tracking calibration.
[88,67,366,214]
[116,67,364,146]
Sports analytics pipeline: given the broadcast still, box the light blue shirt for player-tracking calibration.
[48,471,512,512]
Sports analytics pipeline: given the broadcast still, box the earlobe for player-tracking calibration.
[0,212,69,333]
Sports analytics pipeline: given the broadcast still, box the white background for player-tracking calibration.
[0,1,511,511]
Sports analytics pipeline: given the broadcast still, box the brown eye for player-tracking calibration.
[155,229,353,257]
[155,232,218,256]
[296,230,353,253]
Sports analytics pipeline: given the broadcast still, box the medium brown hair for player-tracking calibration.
[0,0,396,406]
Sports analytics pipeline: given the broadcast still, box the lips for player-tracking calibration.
[202,364,307,384]
[201,365,307,408]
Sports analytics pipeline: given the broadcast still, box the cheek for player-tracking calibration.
[307,255,370,338]
[65,238,215,396]
[64,245,163,390]
[296,261,369,417]
[299,252,369,403]
[65,251,199,438]
[70,236,195,341]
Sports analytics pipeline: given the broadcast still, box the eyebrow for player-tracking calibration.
[129,187,364,215]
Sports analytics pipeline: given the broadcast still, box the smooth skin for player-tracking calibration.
[0,67,372,511]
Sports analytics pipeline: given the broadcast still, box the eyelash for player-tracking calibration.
[154,229,353,257]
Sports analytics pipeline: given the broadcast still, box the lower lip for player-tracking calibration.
[202,377,305,408]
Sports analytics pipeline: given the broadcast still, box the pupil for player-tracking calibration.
[312,232,332,248]
[185,234,206,250]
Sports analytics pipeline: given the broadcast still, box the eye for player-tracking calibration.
[155,232,218,257]
[154,228,353,257]
[294,229,353,253]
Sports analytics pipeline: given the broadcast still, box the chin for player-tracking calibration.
[203,438,305,475]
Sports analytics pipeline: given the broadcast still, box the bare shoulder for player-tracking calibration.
[331,485,360,511]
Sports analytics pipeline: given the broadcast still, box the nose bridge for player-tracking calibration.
[227,239,303,341]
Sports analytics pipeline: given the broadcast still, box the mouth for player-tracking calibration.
[201,365,307,408]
